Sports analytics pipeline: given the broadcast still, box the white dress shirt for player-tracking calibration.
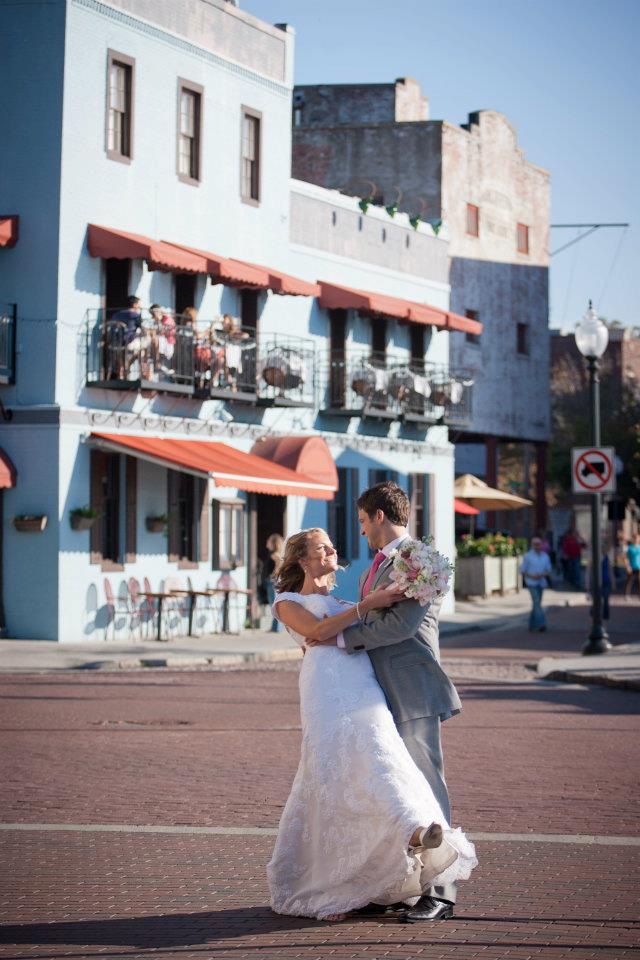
[336,531,410,648]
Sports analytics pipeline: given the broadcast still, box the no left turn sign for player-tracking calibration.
[571,446,616,494]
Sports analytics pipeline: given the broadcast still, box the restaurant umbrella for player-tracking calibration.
[454,496,481,537]
[454,473,533,535]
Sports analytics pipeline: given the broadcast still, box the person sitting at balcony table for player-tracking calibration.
[112,295,141,344]
[151,303,176,375]
[125,306,160,378]
[194,319,217,388]
[214,314,250,391]
[520,536,553,633]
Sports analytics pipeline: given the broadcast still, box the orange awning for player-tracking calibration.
[230,260,320,297]
[250,435,338,490]
[318,281,482,335]
[90,433,337,499]
[454,498,479,515]
[88,225,206,274]
[0,448,17,489]
[0,216,19,249]
[163,242,270,288]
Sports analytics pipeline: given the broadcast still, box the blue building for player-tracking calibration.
[0,0,479,641]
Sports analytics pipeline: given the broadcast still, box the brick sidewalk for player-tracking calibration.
[1,632,639,958]
[1,831,638,959]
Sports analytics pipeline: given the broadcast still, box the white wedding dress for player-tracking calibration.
[267,592,477,920]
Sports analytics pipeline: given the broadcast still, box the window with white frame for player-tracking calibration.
[177,80,202,183]
[106,51,134,161]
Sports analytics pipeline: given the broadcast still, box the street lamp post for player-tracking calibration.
[575,301,612,655]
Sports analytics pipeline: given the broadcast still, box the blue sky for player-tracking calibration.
[248,0,638,331]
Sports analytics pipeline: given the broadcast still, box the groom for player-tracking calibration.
[315,480,461,922]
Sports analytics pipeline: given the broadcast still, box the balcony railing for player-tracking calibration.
[0,303,17,385]
[83,310,316,406]
[323,350,473,425]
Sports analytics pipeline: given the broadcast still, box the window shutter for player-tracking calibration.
[125,456,137,563]
[210,499,220,569]
[199,478,209,563]
[349,467,360,560]
[90,449,107,564]
[167,469,180,562]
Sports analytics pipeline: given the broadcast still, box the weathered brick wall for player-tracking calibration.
[292,122,443,220]
[293,77,427,127]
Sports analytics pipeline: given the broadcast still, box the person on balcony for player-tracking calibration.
[111,295,141,344]
[213,314,251,391]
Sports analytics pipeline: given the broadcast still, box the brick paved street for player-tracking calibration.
[1,608,639,959]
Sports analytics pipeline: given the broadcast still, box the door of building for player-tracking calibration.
[104,258,131,318]
[248,493,286,623]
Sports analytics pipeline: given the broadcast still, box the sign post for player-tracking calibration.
[571,443,614,654]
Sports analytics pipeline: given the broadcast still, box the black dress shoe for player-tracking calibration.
[401,896,454,922]
[353,901,405,916]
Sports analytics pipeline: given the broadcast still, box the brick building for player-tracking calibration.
[292,78,551,531]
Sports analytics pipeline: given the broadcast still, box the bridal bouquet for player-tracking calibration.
[388,537,454,605]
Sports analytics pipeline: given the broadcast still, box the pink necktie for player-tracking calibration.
[362,551,386,597]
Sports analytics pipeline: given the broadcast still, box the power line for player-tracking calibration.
[550,222,630,257]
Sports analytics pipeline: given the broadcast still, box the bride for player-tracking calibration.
[267,527,477,921]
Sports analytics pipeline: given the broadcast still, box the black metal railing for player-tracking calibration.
[324,349,473,425]
[0,303,17,385]
[256,334,316,407]
[83,310,316,406]
[85,310,196,394]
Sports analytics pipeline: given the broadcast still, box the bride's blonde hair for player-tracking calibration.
[275,528,337,594]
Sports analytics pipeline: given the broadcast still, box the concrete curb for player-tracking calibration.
[537,668,640,692]
[79,648,304,671]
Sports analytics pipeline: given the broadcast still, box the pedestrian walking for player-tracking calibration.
[613,531,630,593]
[602,549,611,621]
[521,536,553,632]
[625,532,640,599]
[561,527,586,590]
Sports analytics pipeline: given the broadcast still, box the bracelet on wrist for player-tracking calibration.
[356,601,363,620]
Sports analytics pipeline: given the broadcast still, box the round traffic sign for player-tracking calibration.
[574,448,613,491]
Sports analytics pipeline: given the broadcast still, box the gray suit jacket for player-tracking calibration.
[342,550,461,724]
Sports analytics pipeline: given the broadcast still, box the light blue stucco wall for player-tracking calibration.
[2,424,60,639]
[0,0,67,406]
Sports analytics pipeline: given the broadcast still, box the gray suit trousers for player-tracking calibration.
[396,715,457,905]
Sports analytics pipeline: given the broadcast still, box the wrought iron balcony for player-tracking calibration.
[83,310,316,407]
[0,303,16,385]
[322,350,473,425]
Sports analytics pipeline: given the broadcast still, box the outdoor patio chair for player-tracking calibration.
[103,577,140,641]
[161,575,190,638]
[129,577,154,639]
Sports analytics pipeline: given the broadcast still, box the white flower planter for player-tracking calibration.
[455,555,521,599]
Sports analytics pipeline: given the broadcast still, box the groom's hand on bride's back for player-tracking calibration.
[305,635,338,647]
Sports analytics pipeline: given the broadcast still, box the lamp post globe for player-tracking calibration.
[575,300,609,360]
[575,300,611,655]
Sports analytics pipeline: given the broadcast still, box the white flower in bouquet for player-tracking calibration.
[388,537,454,605]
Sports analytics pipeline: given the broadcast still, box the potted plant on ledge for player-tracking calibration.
[13,515,48,533]
[145,514,168,533]
[70,507,100,531]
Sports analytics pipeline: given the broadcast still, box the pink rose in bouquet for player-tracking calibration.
[388,536,454,606]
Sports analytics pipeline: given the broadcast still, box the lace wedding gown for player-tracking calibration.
[267,591,477,920]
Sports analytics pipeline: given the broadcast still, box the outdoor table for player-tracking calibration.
[169,588,217,636]
[204,586,253,634]
[140,591,173,642]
